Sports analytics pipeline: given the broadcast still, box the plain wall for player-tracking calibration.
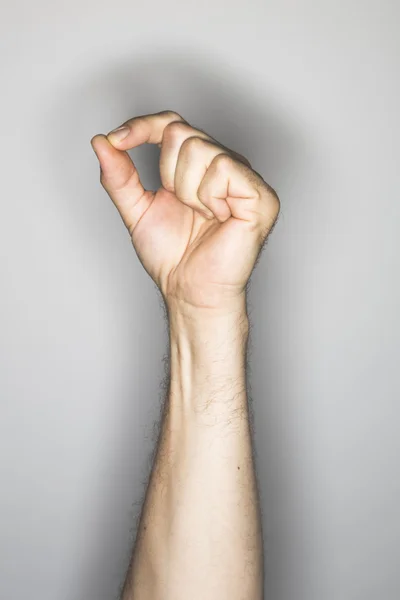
[1,1,399,599]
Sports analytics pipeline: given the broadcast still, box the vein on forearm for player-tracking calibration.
[123,308,263,600]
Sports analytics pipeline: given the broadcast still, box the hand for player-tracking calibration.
[91,111,280,312]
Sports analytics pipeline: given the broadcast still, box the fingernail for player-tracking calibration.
[107,126,130,143]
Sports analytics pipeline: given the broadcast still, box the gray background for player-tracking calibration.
[1,1,399,599]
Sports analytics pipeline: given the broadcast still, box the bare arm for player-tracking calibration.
[123,301,262,599]
[90,110,280,599]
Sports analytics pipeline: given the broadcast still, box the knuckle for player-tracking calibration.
[259,193,280,239]
[180,135,204,154]
[268,184,280,204]
[212,152,233,171]
[163,120,188,141]
[266,185,280,214]
[160,109,185,121]
[257,178,280,212]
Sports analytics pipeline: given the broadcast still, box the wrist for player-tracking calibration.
[167,297,249,357]
[167,297,249,412]
[166,293,249,331]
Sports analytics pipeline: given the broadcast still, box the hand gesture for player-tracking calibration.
[91,111,279,312]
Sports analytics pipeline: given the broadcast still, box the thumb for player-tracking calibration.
[90,134,151,234]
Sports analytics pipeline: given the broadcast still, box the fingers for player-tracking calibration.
[198,153,280,239]
[174,136,232,221]
[105,110,252,196]
[106,110,187,148]
[171,131,279,234]
[95,109,278,237]
[105,110,251,170]
[90,134,152,234]
[159,120,217,193]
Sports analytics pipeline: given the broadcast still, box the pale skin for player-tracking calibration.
[90,110,280,600]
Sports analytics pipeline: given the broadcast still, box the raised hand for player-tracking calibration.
[91,110,279,313]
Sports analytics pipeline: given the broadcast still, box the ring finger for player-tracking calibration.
[174,136,232,221]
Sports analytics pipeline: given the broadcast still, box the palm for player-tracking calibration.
[132,187,258,308]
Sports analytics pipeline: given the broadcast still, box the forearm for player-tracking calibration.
[122,300,264,600]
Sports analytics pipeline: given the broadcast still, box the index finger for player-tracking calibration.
[107,110,187,148]
[107,110,252,168]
